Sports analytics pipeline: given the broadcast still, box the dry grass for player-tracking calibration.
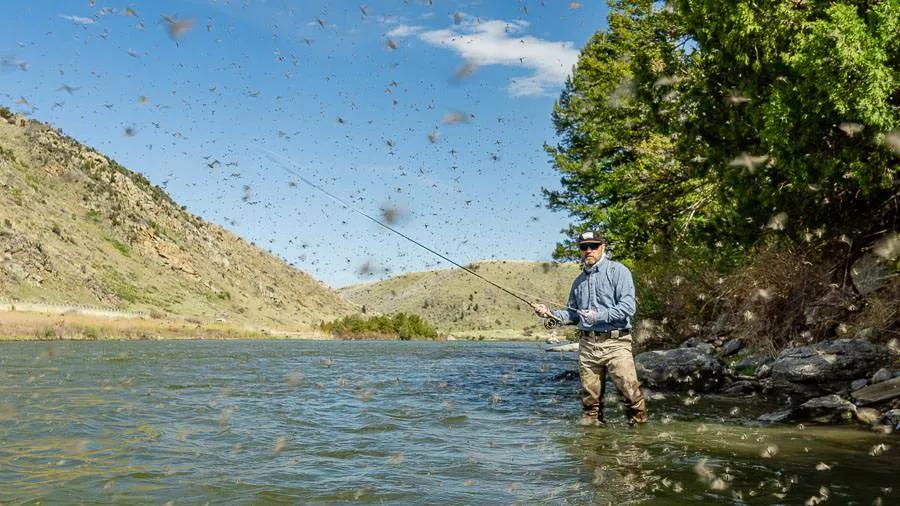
[0,309,330,341]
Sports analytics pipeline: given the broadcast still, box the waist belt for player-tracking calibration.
[579,329,630,341]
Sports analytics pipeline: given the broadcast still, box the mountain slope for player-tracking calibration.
[340,259,581,335]
[0,108,355,330]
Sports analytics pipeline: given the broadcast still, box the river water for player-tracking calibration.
[0,340,896,504]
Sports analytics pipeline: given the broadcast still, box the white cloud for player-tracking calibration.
[59,14,96,25]
[392,17,578,97]
[386,25,423,38]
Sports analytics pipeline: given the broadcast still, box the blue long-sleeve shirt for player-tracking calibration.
[552,255,636,331]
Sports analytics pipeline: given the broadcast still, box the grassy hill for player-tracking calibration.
[0,107,354,332]
[340,259,582,338]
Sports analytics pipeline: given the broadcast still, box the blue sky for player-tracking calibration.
[1,0,610,287]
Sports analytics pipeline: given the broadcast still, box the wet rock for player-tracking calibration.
[722,338,743,357]
[767,339,886,396]
[851,378,868,391]
[757,408,792,423]
[720,380,759,396]
[680,337,714,354]
[634,347,725,392]
[851,376,900,405]
[872,368,892,384]
[758,395,857,424]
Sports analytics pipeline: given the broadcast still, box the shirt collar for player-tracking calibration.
[583,253,606,273]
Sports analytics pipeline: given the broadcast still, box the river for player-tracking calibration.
[0,340,896,504]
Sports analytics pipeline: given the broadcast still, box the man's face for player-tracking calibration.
[580,242,605,266]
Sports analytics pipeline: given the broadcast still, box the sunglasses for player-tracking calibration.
[579,243,603,251]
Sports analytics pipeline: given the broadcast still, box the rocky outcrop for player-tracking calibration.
[758,395,857,424]
[850,376,900,405]
[635,347,725,392]
[765,339,887,397]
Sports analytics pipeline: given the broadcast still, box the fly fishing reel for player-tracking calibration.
[542,314,562,330]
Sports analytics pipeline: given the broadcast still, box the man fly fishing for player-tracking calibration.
[262,149,647,425]
[532,231,648,426]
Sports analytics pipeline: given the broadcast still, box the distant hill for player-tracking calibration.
[0,107,354,330]
[340,259,582,337]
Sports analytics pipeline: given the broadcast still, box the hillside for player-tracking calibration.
[0,108,355,331]
[340,259,582,337]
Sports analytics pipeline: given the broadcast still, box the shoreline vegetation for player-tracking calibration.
[318,312,438,341]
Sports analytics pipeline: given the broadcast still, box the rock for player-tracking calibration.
[546,343,579,353]
[882,409,900,426]
[758,408,792,423]
[734,355,764,372]
[722,338,743,357]
[851,378,869,391]
[850,253,893,296]
[851,376,900,405]
[798,395,858,423]
[720,380,759,396]
[758,395,857,424]
[634,347,725,392]
[767,339,886,396]
[545,336,561,344]
[680,337,714,354]
[872,368,892,384]
[755,363,772,379]
[856,407,882,425]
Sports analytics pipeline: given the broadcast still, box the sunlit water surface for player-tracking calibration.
[0,340,896,504]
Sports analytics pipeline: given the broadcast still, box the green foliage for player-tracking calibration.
[0,106,12,121]
[320,312,438,340]
[545,0,899,264]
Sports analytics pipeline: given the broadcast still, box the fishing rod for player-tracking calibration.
[254,146,570,329]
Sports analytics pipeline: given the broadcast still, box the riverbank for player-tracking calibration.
[0,308,328,340]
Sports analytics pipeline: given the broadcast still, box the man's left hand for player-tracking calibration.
[531,303,551,318]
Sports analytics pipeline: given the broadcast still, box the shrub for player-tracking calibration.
[321,312,438,340]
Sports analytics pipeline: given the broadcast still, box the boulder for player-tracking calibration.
[757,395,857,424]
[635,347,725,392]
[681,337,714,354]
[882,409,900,426]
[767,339,886,396]
[722,338,743,357]
[850,378,868,391]
[872,368,892,384]
[851,376,900,405]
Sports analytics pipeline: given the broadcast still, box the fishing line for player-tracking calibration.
[253,146,574,314]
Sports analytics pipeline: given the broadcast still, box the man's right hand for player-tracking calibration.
[531,303,551,318]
